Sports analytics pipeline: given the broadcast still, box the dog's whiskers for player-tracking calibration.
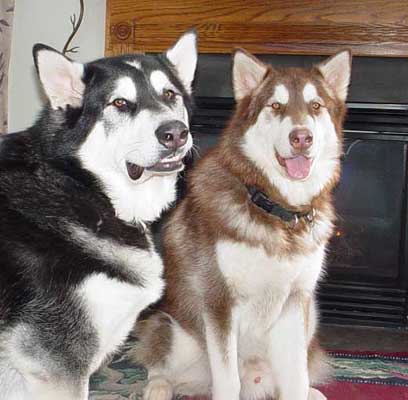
[190,143,201,159]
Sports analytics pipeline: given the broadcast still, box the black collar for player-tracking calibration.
[246,185,315,226]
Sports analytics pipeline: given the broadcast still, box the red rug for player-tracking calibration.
[320,381,407,400]
[180,351,408,400]
[89,346,408,399]
[319,350,408,400]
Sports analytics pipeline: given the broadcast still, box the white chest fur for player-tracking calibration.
[103,172,178,224]
[216,240,325,298]
[79,272,163,373]
[216,239,325,348]
[73,227,165,373]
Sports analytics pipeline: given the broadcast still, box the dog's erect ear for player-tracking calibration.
[33,44,85,109]
[317,50,352,102]
[232,48,268,101]
[165,30,198,94]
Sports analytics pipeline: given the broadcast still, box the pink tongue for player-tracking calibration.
[284,156,312,180]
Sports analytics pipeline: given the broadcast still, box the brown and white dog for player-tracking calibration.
[131,48,352,400]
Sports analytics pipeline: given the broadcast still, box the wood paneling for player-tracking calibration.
[106,0,408,57]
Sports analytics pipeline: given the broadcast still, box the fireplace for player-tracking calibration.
[187,97,408,329]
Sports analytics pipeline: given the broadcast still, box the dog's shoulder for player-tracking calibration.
[0,130,35,164]
[0,131,152,288]
[1,132,104,231]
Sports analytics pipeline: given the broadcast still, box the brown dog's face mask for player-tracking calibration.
[232,49,351,187]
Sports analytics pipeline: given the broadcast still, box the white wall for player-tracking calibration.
[8,0,106,132]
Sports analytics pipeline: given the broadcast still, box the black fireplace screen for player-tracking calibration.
[328,139,407,282]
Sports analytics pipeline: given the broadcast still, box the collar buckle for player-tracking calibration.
[287,214,299,229]
[306,208,316,223]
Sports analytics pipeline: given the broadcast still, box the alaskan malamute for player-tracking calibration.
[0,31,197,400]
[131,48,352,400]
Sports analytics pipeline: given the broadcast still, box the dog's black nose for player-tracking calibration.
[155,121,189,150]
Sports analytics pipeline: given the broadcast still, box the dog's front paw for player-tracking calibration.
[143,377,173,400]
[308,388,327,400]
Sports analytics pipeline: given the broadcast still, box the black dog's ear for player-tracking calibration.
[33,44,85,109]
[165,30,197,94]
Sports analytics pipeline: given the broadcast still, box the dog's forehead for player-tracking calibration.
[119,56,177,94]
[270,84,290,104]
[149,70,174,94]
[110,76,137,102]
[265,69,321,105]
[126,59,142,70]
[302,82,319,102]
[87,54,187,111]
[123,54,156,72]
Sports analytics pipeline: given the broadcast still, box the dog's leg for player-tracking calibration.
[308,387,327,400]
[22,376,89,400]
[5,343,90,400]
[135,313,211,399]
[307,301,330,400]
[81,379,90,400]
[268,295,310,400]
[204,311,240,400]
[143,376,173,400]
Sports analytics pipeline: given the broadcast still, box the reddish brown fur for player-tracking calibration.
[130,313,174,367]
[160,63,343,343]
[131,53,349,389]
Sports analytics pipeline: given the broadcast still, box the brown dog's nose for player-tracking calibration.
[155,120,189,150]
[289,128,313,151]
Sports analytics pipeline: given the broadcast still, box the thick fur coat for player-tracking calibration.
[131,49,352,400]
[0,31,197,400]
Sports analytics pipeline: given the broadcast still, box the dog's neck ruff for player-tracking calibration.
[246,185,315,228]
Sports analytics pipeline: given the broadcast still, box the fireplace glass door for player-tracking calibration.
[327,138,407,286]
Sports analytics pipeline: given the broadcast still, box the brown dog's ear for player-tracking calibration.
[317,50,352,102]
[33,44,85,109]
[232,48,268,101]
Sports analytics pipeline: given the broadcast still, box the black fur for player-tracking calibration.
[0,43,194,391]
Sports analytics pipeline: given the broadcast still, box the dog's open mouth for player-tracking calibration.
[276,153,313,180]
[146,153,185,174]
[126,153,185,181]
[126,162,145,181]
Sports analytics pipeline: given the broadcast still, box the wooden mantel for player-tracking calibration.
[106,0,408,58]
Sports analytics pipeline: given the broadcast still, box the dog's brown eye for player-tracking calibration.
[271,102,281,111]
[112,98,128,109]
[163,89,176,101]
[312,101,321,110]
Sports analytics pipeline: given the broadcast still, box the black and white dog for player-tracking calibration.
[0,31,197,400]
